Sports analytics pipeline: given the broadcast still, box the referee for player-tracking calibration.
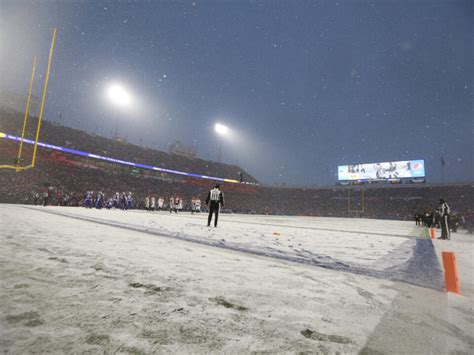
[206,184,224,227]
[437,198,451,240]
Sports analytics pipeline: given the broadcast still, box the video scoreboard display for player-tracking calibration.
[338,160,425,181]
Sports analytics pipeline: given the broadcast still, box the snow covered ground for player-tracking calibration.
[1,204,473,353]
[34,206,419,271]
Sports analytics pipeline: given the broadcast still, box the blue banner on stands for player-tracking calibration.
[3,133,233,183]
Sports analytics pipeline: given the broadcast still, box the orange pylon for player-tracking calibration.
[442,252,460,294]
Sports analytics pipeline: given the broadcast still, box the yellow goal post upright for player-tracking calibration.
[0,28,57,172]
[347,188,365,215]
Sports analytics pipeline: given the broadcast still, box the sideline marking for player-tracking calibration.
[128,210,418,239]
[19,206,444,290]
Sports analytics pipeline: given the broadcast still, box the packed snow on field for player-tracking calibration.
[0,204,412,353]
[30,206,418,272]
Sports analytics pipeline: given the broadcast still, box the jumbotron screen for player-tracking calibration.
[338,160,426,181]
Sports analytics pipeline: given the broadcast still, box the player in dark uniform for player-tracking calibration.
[113,192,119,209]
[84,191,93,209]
[43,190,49,207]
[126,192,133,210]
[120,192,126,210]
[96,191,104,209]
[206,184,224,227]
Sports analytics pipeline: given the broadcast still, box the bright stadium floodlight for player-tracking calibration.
[214,123,229,136]
[106,83,132,139]
[107,84,131,107]
[214,123,230,163]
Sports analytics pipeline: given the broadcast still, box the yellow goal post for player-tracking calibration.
[0,28,57,172]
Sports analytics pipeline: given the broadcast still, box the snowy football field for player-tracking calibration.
[1,205,473,353]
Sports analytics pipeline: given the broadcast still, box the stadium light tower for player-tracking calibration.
[107,84,132,139]
[214,123,229,163]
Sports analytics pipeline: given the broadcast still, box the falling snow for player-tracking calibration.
[0,1,470,185]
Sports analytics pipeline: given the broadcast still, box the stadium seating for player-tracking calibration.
[0,108,257,184]
[1,108,473,226]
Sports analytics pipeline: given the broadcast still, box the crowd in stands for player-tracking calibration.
[0,108,256,184]
[1,108,473,233]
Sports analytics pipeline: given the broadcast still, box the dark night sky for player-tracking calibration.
[1,0,472,186]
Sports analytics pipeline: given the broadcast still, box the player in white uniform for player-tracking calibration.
[150,196,156,211]
[169,197,175,213]
[191,197,196,214]
[175,196,183,212]
[158,196,164,211]
[195,197,201,212]
[144,196,150,211]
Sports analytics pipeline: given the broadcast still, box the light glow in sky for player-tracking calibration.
[107,84,131,107]
[214,123,229,136]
